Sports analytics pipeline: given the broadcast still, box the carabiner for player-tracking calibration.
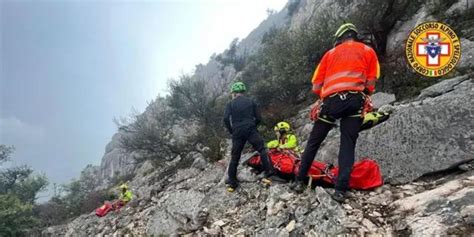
[338,93,347,100]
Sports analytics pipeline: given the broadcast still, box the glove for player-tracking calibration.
[363,88,372,95]
[309,99,322,121]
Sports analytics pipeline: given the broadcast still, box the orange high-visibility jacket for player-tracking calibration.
[311,40,380,99]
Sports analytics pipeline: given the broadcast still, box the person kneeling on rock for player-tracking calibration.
[114,184,133,210]
[267,121,299,152]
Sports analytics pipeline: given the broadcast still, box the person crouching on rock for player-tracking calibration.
[267,121,299,153]
[292,23,380,202]
[114,184,133,210]
[223,82,279,192]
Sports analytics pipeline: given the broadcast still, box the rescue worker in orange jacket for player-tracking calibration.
[292,23,380,202]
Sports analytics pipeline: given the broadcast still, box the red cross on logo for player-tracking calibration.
[416,32,450,66]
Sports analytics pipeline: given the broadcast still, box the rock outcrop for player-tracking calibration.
[235,4,289,57]
[100,132,137,181]
[289,0,393,31]
[459,38,474,73]
[392,173,474,235]
[292,76,474,184]
[42,156,474,236]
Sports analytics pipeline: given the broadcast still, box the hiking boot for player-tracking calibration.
[226,183,238,192]
[262,172,286,185]
[266,174,286,183]
[261,177,272,186]
[225,180,239,193]
[291,181,306,194]
[331,190,346,203]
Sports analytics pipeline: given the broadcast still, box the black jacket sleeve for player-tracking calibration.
[223,103,232,134]
[253,100,262,125]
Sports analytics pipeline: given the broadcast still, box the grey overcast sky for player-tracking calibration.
[0,0,286,192]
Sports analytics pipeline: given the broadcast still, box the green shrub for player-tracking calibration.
[0,145,48,235]
[0,194,39,236]
[241,14,336,126]
[168,74,229,161]
[118,98,184,162]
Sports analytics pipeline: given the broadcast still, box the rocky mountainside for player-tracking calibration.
[42,76,474,236]
[42,0,474,236]
[84,0,474,189]
[291,75,474,184]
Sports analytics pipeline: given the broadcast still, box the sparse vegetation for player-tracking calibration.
[287,0,301,17]
[116,4,444,164]
[241,13,337,125]
[34,167,111,227]
[168,73,229,161]
[0,145,48,236]
[117,98,184,163]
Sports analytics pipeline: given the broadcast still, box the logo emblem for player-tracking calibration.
[405,22,461,77]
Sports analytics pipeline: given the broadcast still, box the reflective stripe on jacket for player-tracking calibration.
[267,134,298,149]
[119,190,133,203]
[311,40,380,99]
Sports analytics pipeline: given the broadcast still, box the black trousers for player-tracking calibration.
[228,125,273,185]
[297,92,364,192]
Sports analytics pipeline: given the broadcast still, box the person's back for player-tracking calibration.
[293,23,380,202]
[224,95,260,131]
[312,36,379,99]
[323,41,377,90]
[223,82,276,192]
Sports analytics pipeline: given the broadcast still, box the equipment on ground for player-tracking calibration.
[95,202,114,217]
[246,149,383,190]
[360,111,390,131]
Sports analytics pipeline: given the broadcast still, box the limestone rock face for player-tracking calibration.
[293,77,473,184]
[146,190,206,235]
[458,38,474,73]
[417,75,470,100]
[392,174,474,235]
[41,158,474,236]
[100,132,137,182]
[357,77,473,184]
[236,8,289,57]
[371,92,397,109]
[385,5,432,57]
[289,0,392,31]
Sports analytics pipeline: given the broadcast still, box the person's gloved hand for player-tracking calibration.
[363,88,372,95]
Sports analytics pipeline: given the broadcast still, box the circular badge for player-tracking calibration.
[405,22,461,77]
